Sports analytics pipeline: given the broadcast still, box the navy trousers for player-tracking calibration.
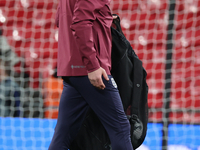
[48,76,133,150]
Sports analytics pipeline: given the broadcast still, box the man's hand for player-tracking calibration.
[113,15,118,19]
[88,67,109,90]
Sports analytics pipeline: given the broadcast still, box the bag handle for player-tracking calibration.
[112,14,123,34]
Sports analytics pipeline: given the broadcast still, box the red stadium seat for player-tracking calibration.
[138,0,168,11]
[175,12,200,30]
[31,9,56,28]
[0,7,56,28]
[117,11,167,31]
[175,0,200,30]
[23,40,58,70]
[112,0,168,12]
[0,7,34,27]
[24,41,58,60]
[128,29,166,49]
[176,0,200,12]
[3,24,58,45]
[170,61,200,109]
[0,0,15,7]
[174,28,200,61]
[111,0,138,11]
[169,112,200,124]
[145,62,165,109]
[172,21,200,109]
[148,111,163,123]
[16,0,58,9]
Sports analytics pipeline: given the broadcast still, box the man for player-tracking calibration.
[48,0,133,150]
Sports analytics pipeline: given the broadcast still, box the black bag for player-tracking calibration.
[70,15,148,150]
[111,15,148,149]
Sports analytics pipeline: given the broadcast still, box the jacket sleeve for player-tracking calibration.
[70,0,102,73]
[55,3,60,27]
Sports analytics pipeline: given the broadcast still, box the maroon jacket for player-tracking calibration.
[56,0,113,76]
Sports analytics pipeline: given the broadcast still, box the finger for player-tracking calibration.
[112,15,118,19]
[90,78,104,89]
[102,70,109,81]
[99,85,105,90]
[97,78,105,89]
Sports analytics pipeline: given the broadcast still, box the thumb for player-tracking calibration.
[102,69,109,81]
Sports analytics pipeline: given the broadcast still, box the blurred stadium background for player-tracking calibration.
[0,0,200,150]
